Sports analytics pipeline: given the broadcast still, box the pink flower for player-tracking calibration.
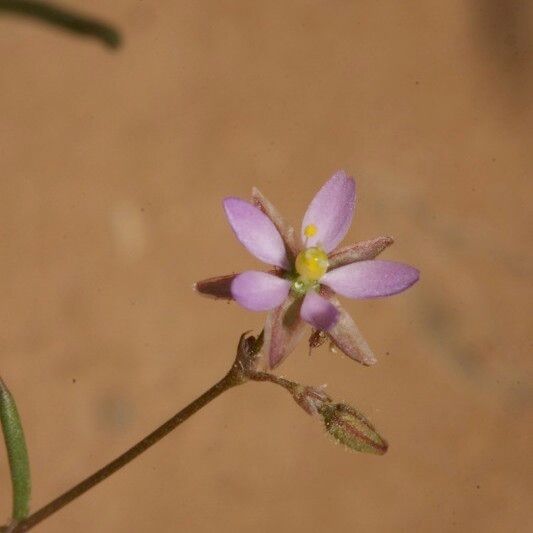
[195,171,419,368]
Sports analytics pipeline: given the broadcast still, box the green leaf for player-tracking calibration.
[0,377,31,521]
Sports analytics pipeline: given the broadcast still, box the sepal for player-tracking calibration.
[328,236,394,269]
[193,274,237,300]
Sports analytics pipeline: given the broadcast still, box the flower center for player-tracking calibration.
[295,247,329,281]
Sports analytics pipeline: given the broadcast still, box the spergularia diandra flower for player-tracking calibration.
[195,171,419,368]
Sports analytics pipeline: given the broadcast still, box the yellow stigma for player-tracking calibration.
[304,224,318,237]
[295,247,329,281]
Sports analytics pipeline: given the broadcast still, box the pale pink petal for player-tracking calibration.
[327,298,377,365]
[322,260,419,299]
[300,291,340,331]
[264,293,307,368]
[231,271,290,311]
[328,236,394,269]
[252,187,299,260]
[301,171,356,253]
[193,273,237,300]
[224,197,289,269]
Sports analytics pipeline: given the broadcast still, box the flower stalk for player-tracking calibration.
[2,332,263,532]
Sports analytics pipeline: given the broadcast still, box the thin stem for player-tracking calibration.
[249,371,298,391]
[8,372,240,532]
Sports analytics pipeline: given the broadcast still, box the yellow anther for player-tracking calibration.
[295,247,329,281]
[304,224,318,238]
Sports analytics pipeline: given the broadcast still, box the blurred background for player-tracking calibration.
[0,1,531,532]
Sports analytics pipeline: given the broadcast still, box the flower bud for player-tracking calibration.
[319,403,388,455]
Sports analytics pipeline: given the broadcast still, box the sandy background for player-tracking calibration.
[0,1,531,532]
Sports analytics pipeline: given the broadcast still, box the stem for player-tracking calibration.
[8,373,240,532]
[250,371,297,390]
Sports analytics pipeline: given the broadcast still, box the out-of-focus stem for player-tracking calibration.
[0,0,122,48]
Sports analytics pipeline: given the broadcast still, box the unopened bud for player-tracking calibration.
[319,403,388,455]
[291,385,331,416]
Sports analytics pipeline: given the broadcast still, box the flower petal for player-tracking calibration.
[252,187,299,261]
[322,260,419,299]
[300,291,340,331]
[231,271,290,311]
[264,293,307,368]
[224,197,289,269]
[327,299,377,365]
[301,171,356,253]
[193,273,237,300]
[327,236,394,270]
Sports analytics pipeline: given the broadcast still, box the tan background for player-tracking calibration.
[1,1,531,532]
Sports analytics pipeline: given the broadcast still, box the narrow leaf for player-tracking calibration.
[0,377,31,521]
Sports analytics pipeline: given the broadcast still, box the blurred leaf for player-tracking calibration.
[0,0,122,49]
